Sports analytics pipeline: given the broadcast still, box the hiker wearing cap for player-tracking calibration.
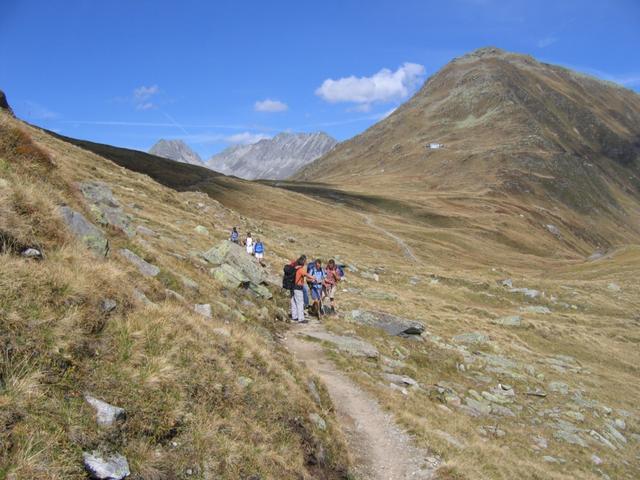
[245,232,253,254]
[308,259,326,318]
[324,259,341,313]
[229,227,240,244]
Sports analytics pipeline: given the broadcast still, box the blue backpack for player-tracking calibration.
[230,230,239,242]
[254,242,264,254]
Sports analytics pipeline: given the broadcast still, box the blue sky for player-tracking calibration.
[1,0,639,158]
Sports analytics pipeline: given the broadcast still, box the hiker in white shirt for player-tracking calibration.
[245,232,253,255]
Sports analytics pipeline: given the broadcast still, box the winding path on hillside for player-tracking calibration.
[285,322,439,479]
[361,214,420,264]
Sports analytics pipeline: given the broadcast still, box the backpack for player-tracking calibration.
[282,264,296,290]
[230,230,239,242]
[254,242,264,254]
[337,265,346,278]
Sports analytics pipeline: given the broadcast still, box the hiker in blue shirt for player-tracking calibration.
[307,259,326,318]
[253,238,265,266]
[229,227,239,244]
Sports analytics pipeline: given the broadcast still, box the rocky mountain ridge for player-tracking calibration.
[208,131,337,180]
[149,138,205,166]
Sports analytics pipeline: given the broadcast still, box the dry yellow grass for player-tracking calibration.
[0,113,351,479]
[1,103,639,480]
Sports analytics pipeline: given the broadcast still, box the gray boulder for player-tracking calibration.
[194,304,212,318]
[119,249,160,277]
[59,206,109,256]
[303,331,379,358]
[84,394,125,427]
[453,331,489,345]
[135,225,157,237]
[210,262,272,299]
[83,451,130,480]
[100,299,117,314]
[202,241,266,284]
[79,181,134,237]
[309,413,327,431]
[348,310,425,337]
[490,315,523,327]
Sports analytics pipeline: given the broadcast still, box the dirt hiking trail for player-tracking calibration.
[285,321,440,479]
[361,214,420,264]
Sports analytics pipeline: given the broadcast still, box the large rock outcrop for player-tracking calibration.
[347,310,425,337]
[202,241,272,298]
[0,90,14,117]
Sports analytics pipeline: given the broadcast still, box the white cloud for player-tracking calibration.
[226,132,272,145]
[537,36,557,48]
[315,62,425,109]
[132,85,160,110]
[133,85,160,101]
[254,98,288,112]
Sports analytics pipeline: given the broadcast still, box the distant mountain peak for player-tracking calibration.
[208,131,337,180]
[149,139,204,166]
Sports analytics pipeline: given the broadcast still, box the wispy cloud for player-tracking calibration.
[537,36,557,48]
[24,100,59,120]
[254,98,288,112]
[315,62,425,110]
[131,84,160,110]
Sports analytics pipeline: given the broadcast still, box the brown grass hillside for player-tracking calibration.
[0,112,351,480]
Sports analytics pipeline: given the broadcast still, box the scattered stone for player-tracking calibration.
[607,283,621,292]
[119,249,159,277]
[520,306,551,314]
[303,331,379,358]
[309,413,326,431]
[165,289,185,302]
[79,181,134,237]
[212,327,230,337]
[100,298,117,314]
[21,247,43,259]
[546,224,561,237]
[543,456,562,463]
[564,411,585,422]
[614,418,626,430]
[590,430,617,450]
[180,275,199,292]
[389,383,409,395]
[211,263,272,299]
[491,315,523,327]
[84,394,125,427]
[479,425,506,437]
[501,279,513,288]
[591,454,603,465]
[453,331,489,345]
[464,397,492,416]
[361,271,379,282]
[526,389,547,397]
[194,304,212,318]
[532,435,548,450]
[59,206,109,256]
[347,310,425,337]
[549,381,569,395]
[194,225,209,235]
[509,287,540,298]
[135,225,157,237]
[307,380,322,406]
[83,451,130,480]
[237,376,253,388]
[383,373,419,387]
[132,289,153,306]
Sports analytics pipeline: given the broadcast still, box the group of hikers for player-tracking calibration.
[283,255,344,323]
[229,226,344,323]
[229,226,265,265]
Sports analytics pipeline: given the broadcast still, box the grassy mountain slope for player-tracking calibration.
[293,47,640,252]
[0,112,351,479]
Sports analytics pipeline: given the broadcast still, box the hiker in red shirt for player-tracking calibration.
[323,259,341,313]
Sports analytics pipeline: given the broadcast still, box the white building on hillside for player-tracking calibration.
[427,143,444,149]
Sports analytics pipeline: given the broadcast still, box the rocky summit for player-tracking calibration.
[208,132,337,180]
[149,138,205,166]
